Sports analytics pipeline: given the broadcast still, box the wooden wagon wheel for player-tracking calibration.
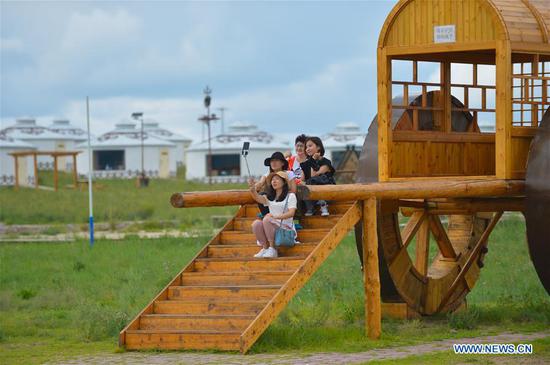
[377,200,502,314]
[354,92,505,314]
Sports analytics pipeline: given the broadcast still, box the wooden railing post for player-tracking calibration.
[14,155,19,191]
[363,198,381,339]
[53,156,58,192]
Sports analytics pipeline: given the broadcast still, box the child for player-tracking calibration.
[302,136,335,216]
[249,171,297,258]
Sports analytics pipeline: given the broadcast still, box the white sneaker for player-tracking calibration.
[320,204,330,216]
[304,209,314,217]
[254,248,267,258]
[263,247,278,258]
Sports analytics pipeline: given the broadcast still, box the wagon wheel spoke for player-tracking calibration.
[401,210,428,248]
[414,218,430,276]
[428,215,457,259]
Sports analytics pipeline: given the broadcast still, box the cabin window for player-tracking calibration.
[390,59,496,134]
[94,150,125,170]
[210,154,240,176]
[512,56,550,127]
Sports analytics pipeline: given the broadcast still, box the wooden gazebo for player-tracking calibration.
[9,151,81,191]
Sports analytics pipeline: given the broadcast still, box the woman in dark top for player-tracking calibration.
[301,136,335,216]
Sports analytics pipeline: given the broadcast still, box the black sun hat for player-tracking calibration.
[264,151,289,170]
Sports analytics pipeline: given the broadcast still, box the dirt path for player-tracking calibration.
[48,331,549,365]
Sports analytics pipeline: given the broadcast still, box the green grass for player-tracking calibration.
[0,175,244,227]
[1,217,549,364]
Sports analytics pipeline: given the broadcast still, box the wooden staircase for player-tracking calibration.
[120,201,360,353]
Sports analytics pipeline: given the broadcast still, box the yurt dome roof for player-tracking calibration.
[187,121,289,152]
[1,119,76,141]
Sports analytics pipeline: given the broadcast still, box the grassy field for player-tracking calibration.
[0,172,244,228]
[1,217,549,364]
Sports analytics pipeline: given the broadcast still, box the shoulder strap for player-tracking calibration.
[279,193,290,227]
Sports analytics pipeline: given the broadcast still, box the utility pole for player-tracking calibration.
[131,112,148,187]
[198,86,219,185]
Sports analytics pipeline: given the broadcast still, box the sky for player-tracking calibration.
[1,0,398,142]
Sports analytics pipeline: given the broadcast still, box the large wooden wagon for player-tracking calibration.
[120,0,550,353]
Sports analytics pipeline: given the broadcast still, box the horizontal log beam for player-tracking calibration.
[171,190,256,208]
[400,197,525,215]
[171,179,525,208]
[299,179,524,202]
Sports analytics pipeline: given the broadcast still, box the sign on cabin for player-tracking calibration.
[434,25,456,43]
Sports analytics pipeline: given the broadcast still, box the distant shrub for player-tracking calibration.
[73,261,86,272]
[17,289,37,300]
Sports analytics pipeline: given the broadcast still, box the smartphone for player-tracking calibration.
[241,141,250,156]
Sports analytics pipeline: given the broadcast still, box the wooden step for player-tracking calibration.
[193,256,306,272]
[153,299,267,315]
[181,270,294,286]
[299,215,344,228]
[140,314,254,331]
[207,243,316,258]
[219,229,328,244]
[125,329,241,350]
[168,285,281,300]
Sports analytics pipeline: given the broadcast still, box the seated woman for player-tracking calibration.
[249,171,297,258]
[301,136,336,216]
[253,151,296,217]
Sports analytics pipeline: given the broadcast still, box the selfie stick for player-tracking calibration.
[241,142,252,178]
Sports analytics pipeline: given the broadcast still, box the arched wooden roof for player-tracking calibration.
[379,0,550,53]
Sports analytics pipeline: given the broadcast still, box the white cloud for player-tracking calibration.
[0,37,24,52]
[61,8,141,50]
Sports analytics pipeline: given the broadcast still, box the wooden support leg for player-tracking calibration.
[53,156,58,192]
[33,154,38,188]
[72,154,78,189]
[363,198,381,339]
[14,156,19,191]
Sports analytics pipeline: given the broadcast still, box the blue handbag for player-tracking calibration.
[274,195,295,247]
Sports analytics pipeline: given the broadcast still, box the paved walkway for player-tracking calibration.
[49,331,549,365]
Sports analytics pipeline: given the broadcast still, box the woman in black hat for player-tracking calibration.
[250,151,297,217]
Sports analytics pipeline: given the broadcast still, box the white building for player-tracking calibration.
[76,122,177,179]
[0,134,36,186]
[1,118,83,171]
[185,121,290,182]
[143,119,192,167]
[322,122,366,168]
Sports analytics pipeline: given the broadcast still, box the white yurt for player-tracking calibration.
[143,119,192,167]
[0,134,36,186]
[322,122,366,168]
[185,121,290,183]
[76,122,177,179]
[0,118,79,171]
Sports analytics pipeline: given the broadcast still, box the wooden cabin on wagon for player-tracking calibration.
[375,0,550,182]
